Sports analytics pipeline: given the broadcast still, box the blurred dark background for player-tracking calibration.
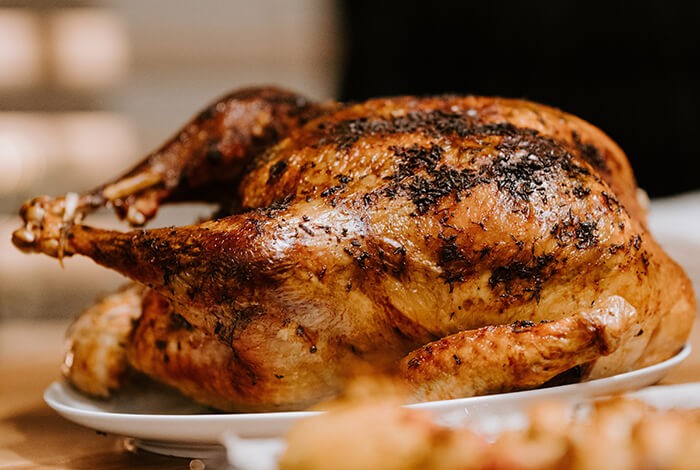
[337,0,700,199]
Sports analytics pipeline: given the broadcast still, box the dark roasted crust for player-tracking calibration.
[241,95,643,223]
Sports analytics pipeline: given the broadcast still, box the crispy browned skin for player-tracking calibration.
[62,283,144,397]
[402,296,638,402]
[13,87,696,411]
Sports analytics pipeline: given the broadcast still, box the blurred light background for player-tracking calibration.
[0,0,340,320]
[1,0,697,321]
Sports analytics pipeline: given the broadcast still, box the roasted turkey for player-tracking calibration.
[12,87,696,411]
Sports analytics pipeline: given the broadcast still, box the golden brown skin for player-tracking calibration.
[13,87,696,411]
[402,296,640,402]
[62,284,144,397]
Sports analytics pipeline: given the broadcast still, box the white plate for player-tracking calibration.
[44,343,691,458]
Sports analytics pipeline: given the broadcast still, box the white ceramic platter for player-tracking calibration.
[44,343,691,458]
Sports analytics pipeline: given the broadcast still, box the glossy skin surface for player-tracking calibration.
[13,87,696,411]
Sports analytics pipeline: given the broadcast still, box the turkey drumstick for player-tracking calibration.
[13,86,326,240]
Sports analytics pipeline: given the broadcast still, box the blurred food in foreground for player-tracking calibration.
[280,379,700,470]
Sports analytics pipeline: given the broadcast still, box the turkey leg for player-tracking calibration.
[12,86,323,254]
[12,195,339,319]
